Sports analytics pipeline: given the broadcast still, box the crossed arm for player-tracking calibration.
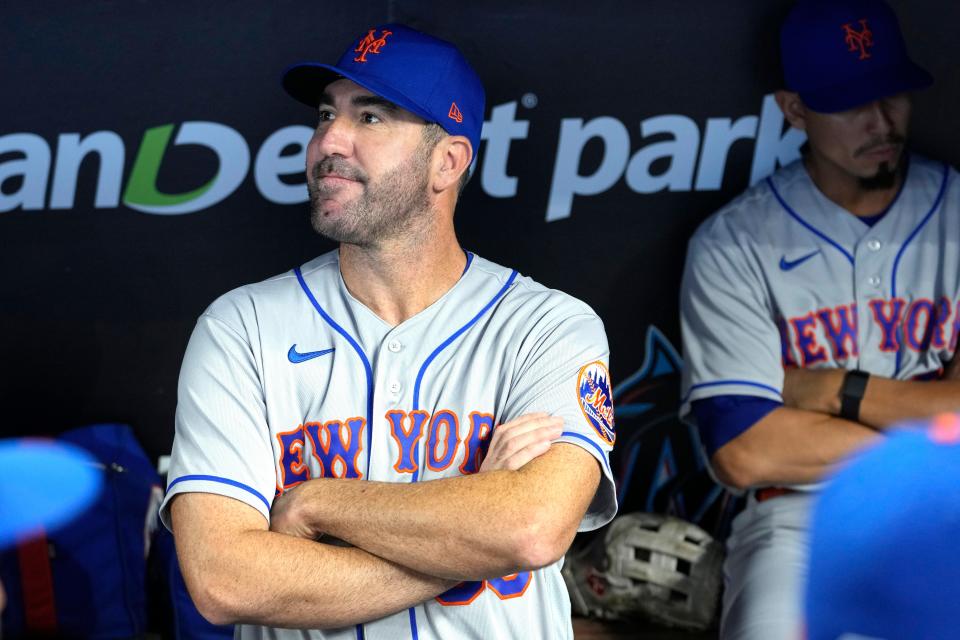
[171,492,453,628]
[685,227,960,489]
[711,360,960,489]
[171,414,601,628]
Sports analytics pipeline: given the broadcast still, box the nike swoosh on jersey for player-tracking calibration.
[287,344,335,363]
[779,250,821,271]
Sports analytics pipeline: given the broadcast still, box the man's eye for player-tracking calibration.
[362,112,381,124]
[318,110,335,122]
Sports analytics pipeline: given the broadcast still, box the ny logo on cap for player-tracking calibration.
[354,28,392,63]
[842,19,873,60]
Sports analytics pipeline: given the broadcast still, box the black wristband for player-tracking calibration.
[840,370,870,422]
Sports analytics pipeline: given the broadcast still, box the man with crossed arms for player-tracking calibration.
[681,1,960,637]
[160,23,617,639]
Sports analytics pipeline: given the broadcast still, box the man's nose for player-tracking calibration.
[310,117,354,159]
[864,100,896,137]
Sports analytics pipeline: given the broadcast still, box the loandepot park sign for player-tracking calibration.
[0,94,804,221]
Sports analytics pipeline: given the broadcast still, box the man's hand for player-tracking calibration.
[270,483,323,540]
[945,352,960,380]
[782,368,845,415]
[480,412,564,472]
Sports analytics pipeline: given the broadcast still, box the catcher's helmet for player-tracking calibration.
[562,512,724,631]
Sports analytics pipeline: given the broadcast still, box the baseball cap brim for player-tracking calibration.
[282,63,440,129]
[0,439,103,549]
[800,59,933,113]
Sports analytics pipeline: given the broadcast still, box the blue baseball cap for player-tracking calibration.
[805,415,960,640]
[0,439,103,549]
[781,0,932,113]
[282,23,486,161]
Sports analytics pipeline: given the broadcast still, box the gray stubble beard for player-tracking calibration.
[307,144,433,248]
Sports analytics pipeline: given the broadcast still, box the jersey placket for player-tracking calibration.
[853,230,891,374]
[369,327,416,483]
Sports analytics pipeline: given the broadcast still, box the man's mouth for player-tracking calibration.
[318,173,359,184]
[312,159,367,185]
[856,136,905,160]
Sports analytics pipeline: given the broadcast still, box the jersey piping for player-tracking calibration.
[295,266,376,470]
[411,269,519,481]
[167,474,270,511]
[890,162,950,374]
[767,177,855,265]
[683,379,783,404]
[403,268,518,640]
[295,265,377,640]
[560,431,611,474]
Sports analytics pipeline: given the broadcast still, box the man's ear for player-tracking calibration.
[432,136,472,193]
[775,90,808,131]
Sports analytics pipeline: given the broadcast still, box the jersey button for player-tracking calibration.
[389,381,402,394]
[867,239,882,251]
[868,275,881,287]
[388,340,402,353]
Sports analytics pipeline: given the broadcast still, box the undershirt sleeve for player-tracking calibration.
[692,394,782,457]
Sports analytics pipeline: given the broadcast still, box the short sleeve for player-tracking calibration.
[680,223,785,422]
[159,310,277,530]
[501,310,617,532]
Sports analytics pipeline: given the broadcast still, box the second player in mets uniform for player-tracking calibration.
[160,23,617,640]
[681,1,960,638]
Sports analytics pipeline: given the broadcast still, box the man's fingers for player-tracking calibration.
[485,416,562,455]
[497,423,563,458]
[499,438,554,471]
[494,413,563,437]
[481,420,563,472]
[495,412,551,430]
[944,355,960,380]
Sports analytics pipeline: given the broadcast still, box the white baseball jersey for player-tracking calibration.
[160,250,617,640]
[682,153,959,418]
[679,152,959,640]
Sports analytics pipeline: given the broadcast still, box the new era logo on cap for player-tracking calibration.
[448,102,463,123]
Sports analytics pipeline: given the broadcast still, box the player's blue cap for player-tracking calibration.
[0,439,103,549]
[282,23,486,161]
[780,0,932,113]
[805,414,960,640]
